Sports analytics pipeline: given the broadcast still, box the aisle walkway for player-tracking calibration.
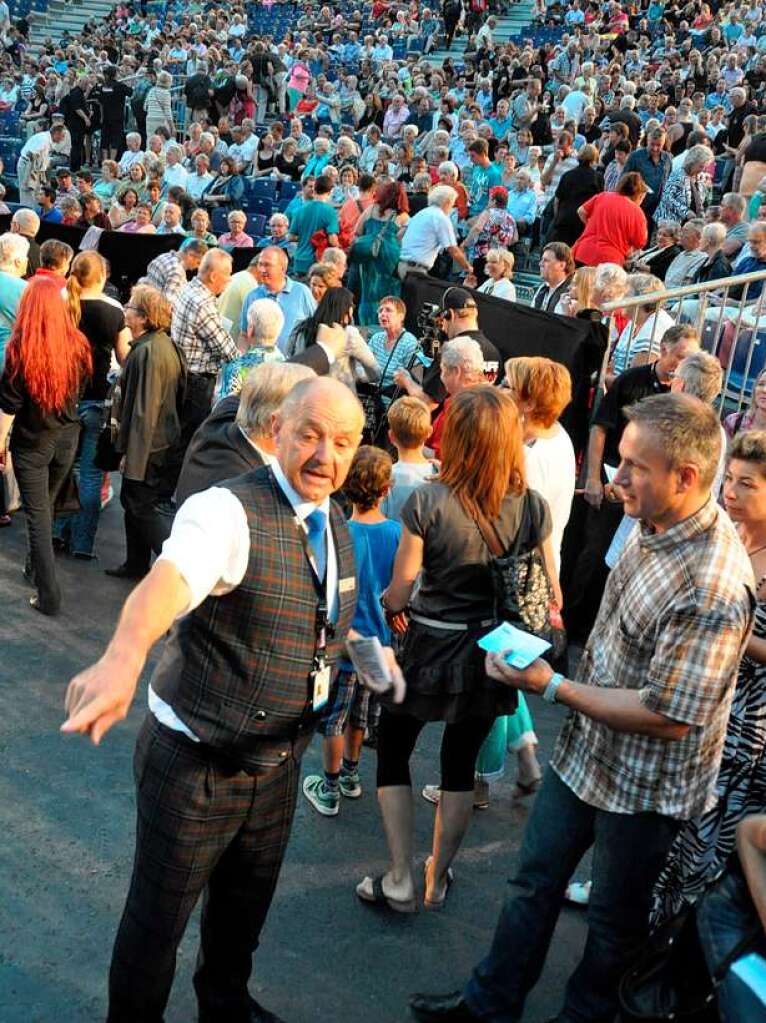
[0,494,586,1023]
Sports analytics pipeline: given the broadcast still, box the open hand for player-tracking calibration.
[61,651,142,745]
[485,653,553,695]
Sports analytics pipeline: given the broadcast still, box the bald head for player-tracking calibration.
[273,378,364,502]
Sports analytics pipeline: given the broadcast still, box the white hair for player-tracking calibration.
[12,208,40,236]
[702,222,726,247]
[428,184,457,208]
[235,361,315,437]
[438,160,459,179]
[0,231,29,270]
[246,298,285,344]
[441,336,485,375]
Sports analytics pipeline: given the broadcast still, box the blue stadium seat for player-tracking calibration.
[279,180,299,200]
[245,196,275,217]
[249,178,277,200]
[726,327,766,402]
[211,208,229,234]
[247,214,267,237]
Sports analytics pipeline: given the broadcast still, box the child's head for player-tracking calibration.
[343,445,393,511]
[387,396,432,451]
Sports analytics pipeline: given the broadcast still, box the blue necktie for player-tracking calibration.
[305,509,327,582]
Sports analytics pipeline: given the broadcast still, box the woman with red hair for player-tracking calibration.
[352,179,410,325]
[0,277,92,614]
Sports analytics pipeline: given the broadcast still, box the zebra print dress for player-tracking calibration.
[651,599,766,927]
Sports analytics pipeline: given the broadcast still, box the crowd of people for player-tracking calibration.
[5,0,766,1020]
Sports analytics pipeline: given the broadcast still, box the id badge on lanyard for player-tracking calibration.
[295,516,332,712]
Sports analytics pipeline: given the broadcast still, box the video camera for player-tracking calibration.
[416,301,446,360]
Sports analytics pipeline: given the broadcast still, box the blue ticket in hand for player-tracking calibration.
[477,622,551,670]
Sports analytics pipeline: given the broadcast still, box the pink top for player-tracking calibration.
[219,231,254,249]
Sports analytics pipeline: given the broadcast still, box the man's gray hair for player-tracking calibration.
[675,351,723,405]
[656,219,681,240]
[624,392,722,489]
[749,220,766,239]
[628,272,664,311]
[428,184,457,208]
[441,336,485,376]
[199,248,232,278]
[438,160,458,179]
[702,222,726,248]
[0,231,29,269]
[235,362,316,438]
[12,208,40,236]
[722,192,746,214]
[246,298,285,344]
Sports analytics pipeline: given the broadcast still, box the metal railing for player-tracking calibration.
[599,266,766,413]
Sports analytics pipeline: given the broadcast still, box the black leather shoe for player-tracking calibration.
[199,998,287,1023]
[409,991,479,1021]
[104,563,148,580]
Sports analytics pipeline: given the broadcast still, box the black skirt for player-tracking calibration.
[386,618,519,724]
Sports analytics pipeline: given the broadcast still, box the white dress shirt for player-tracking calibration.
[149,461,338,739]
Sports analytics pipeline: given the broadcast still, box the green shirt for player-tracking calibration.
[289,200,340,274]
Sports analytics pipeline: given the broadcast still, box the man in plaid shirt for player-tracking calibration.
[171,248,238,447]
[411,393,755,1023]
[140,239,208,307]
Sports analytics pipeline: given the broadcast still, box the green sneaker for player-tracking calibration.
[339,770,362,799]
[302,774,340,816]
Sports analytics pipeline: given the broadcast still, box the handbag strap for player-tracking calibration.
[473,492,532,560]
[378,329,405,384]
[712,918,765,985]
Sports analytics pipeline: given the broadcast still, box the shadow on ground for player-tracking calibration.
[0,492,588,1023]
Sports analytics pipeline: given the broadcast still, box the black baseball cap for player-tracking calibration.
[441,287,477,313]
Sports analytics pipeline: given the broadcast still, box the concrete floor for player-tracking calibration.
[0,493,587,1023]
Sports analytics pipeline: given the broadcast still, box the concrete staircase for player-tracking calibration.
[425,0,537,65]
[27,0,114,52]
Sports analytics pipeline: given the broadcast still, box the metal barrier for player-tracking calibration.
[599,266,766,413]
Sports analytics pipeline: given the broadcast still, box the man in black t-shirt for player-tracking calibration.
[392,287,500,409]
[563,324,700,641]
[93,66,132,160]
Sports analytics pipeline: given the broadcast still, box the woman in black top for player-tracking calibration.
[274,138,305,181]
[357,386,557,912]
[53,251,130,559]
[0,277,93,614]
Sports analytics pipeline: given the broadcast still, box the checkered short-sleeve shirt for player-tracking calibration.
[552,499,755,820]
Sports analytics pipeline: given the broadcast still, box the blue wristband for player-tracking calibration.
[542,672,565,704]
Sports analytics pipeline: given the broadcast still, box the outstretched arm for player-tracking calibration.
[62,561,191,744]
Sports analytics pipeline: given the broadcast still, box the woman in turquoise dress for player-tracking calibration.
[351,180,409,327]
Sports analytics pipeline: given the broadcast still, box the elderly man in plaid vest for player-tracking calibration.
[62,376,404,1023]
[411,394,755,1023]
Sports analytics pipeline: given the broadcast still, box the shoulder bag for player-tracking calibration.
[474,493,567,662]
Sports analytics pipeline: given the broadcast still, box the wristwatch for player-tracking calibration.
[542,672,565,704]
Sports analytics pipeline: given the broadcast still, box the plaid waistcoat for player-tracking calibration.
[151,467,357,771]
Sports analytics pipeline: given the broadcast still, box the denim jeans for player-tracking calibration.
[464,769,680,1023]
[54,400,105,556]
[697,867,766,1023]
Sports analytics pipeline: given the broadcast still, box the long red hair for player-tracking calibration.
[5,277,92,415]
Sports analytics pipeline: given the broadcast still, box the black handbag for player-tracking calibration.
[474,494,568,663]
[356,330,407,444]
[93,383,122,472]
[619,905,762,1022]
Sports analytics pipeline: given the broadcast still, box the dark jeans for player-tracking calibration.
[180,372,216,454]
[12,424,80,613]
[697,867,766,1023]
[464,770,680,1023]
[53,400,104,556]
[108,716,303,1022]
[120,475,175,574]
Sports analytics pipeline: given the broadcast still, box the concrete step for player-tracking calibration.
[423,2,537,63]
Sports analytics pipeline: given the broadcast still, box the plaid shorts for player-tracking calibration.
[317,668,371,737]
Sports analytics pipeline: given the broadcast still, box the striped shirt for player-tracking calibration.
[552,498,754,820]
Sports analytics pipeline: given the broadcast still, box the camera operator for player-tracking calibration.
[397,185,473,282]
[393,288,500,411]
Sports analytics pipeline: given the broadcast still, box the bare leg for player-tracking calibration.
[378,785,416,900]
[427,791,474,904]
